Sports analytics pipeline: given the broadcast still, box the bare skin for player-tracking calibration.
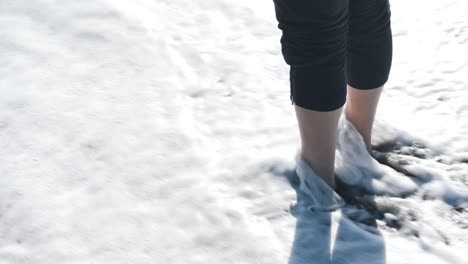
[344,85,384,153]
[295,105,343,190]
[296,85,384,189]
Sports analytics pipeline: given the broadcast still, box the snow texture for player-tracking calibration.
[1,0,468,263]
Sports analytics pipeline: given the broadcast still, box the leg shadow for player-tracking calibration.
[288,193,334,264]
[268,164,387,264]
[267,159,387,264]
[289,189,386,264]
[288,183,386,264]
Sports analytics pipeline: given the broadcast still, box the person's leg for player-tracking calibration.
[295,105,343,189]
[345,0,393,153]
[272,0,349,189]
[344,85,383,153]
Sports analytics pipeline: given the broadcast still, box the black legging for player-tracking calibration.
[273,0,393,112]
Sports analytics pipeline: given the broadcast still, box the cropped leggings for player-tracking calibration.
[273,0,393,112]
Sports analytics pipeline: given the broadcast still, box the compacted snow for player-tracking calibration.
[1,0,467,263]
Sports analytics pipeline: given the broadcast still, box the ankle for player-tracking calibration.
[342,112,374,154]
[301,154,336,189]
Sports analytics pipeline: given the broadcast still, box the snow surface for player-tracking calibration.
[1,0,468,263]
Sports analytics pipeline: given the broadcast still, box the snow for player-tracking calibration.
[1,0,467,263]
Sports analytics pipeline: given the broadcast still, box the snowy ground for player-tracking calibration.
[1,0,468,263]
